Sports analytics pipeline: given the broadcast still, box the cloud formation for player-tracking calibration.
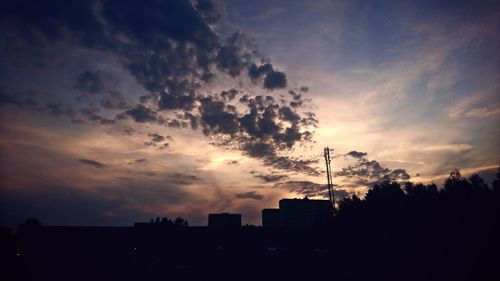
[335,152,410,187]
[235,191,264,200]
[251,172,289,183]
[1,0,317,175]
[276,180,349,199]
[78,158,106,169]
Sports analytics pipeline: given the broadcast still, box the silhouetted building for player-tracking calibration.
[208,213,241,228]
[279,198,332,228]
[262,208,280,228]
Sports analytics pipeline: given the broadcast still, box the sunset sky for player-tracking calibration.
[1,0,499,227]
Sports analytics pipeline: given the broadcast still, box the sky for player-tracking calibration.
[1,0,499,227]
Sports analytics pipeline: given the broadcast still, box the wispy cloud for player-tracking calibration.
[78,158,107,169]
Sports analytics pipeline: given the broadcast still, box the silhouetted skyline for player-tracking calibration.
[1,0,499,230]
[3,169,499,280]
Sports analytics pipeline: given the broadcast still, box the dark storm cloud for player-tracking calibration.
[1,0,318,175]
[240,141,319,176]
[78,158,106,168]
[247,63,288,90]
[235,191,264,200]
[243,142,276,158]
[73,70,131,112]
[264,155,320,176]
[278,106,301,123]
[118,104,158,123]
[263,71,287,90]
[346,151,368,159]
[156,89,197,111]
[195,0,222,24]
[216,32,256,77]
[98,90,130,110]
[301,112,319,127]
[2,0,220,110]
[220,89,238,101]
[288,91,303,108]
[251,172,289,183]
[148,133,164,142]
[144,133,171,148]
[248,63,274,81]
[80,107,115,125]
[389,168,411,180]
[193,91,318,174]
[335,151,411,186]
[198,96,239,136]
[276,181,349,199]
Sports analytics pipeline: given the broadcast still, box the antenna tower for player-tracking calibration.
[324,147,335,210]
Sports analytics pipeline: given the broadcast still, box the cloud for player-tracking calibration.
[264,71,287,90]
[247,63,287,90]
[148,133,169,143]
[276,181,350,199]
[235,191,264,200]
[143,133,173,149]
[335,151,410,187]
[45,102,76,119]
[0,91,85,123]
[118,104,158,123]
[73,70,119,94]
[216,32,255,77]
[170,173,202,185]
[251,172,288,183]
[194,91,317,174]
[1,0,319,175]
[128,158,147,165]
[0,90,42,111]
[346,151,367,159]
[414,144,473,153]
[465,105,500,118]
[198,95,240,136]
[78,158,106,168]
[80,107,115,125]
[446,92,487,118]
[220,89,238,101]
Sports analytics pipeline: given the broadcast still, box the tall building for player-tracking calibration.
[261,208,280,228]
[278,198,332,228]
[208,213,241,228]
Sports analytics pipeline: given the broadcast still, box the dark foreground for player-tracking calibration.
[2,172,499,280]
[1,220,498,281]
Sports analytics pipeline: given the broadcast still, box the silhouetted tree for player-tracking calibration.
[469,173,489,192]
[365,176,405,210]
[493,167,500,193]
[161,217,173,225]
[337,194,363,217]
[174,217,189,227]
[444,168,471,193]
